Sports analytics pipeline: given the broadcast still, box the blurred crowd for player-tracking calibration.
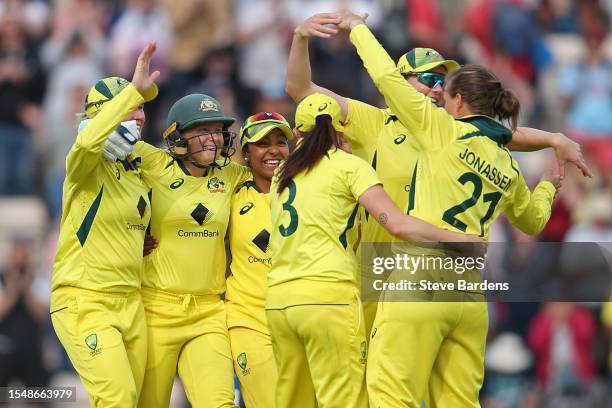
[0,0,610,407]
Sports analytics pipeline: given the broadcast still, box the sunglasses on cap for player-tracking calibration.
[404,72,445,89]
[242,112,289,127]
[241,112,290,143]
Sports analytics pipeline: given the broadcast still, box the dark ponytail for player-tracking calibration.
[277,115,338,193]
[446,64,521,130]
[493,88,520,131]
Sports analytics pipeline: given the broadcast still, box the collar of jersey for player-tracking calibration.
[457,115,512,145]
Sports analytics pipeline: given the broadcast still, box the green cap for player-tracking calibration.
[163,94,235,140]
[396,48,460,75]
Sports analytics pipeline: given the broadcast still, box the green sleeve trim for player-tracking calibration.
[339,204,360,250]
[503,148,520,176]
[76,185,104,246]
[364,151,378,222]
[407,162,418,214]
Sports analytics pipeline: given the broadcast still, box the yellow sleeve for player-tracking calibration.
[344,98,387,161]
[66,84,145,182]
[505,173,556,235]
[345,154,382,200]
[602,303,612,326]
[349,24,458,151]
[132,141,171,173]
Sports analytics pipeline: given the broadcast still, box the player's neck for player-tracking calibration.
[183,160,208,177]
[253,174,271,193]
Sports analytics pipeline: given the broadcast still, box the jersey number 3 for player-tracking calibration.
[279,180,299,237]
[442,172,501,237]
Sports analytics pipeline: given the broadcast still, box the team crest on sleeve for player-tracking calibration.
[207,177,226,193]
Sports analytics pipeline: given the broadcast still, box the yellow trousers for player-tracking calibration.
[266,298,368,408]
[51,287,147,407]
[228,326,277,408]
[367,300,488,408]
[138,287,237,408]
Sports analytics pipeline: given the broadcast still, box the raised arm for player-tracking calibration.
[66,42,159,182]
[359,185,480,244]
[339,13,459,151]
[286,13,349,121]
[508,128,592,178]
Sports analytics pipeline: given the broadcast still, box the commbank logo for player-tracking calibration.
[191,203,213,225]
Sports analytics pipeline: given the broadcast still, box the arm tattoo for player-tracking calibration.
[378,213,388,225]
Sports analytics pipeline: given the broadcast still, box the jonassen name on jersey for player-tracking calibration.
[458,148,513,191]
[177,229,219,238]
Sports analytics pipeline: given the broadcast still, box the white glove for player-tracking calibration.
[78,119,140,162]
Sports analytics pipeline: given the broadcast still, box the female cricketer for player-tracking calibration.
[341,14,561,407]
[127,93,250,408]
[225,112,293,408]
[50,42,159,406]
[266,92,483,408]
[286,13,590,336]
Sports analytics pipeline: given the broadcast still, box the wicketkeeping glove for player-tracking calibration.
[78,119,140,162]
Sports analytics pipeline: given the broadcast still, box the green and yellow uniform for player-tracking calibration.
[267,145,380,408]
[50,83,151,407]
[132,139,248,408]
[226,180,276,408]
[350,24,556,408]
[343,98,420,333]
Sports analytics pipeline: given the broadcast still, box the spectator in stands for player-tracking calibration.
[234,0,292,90]
[482,332,537,408]
[0,239,50,393]
[559,11,612,176]
[0,10,45,195]
[528,303,602,407]
[40,25,103,219]
[106,0,172,83]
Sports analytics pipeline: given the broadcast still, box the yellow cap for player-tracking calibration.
[84,76,158,118]
[295,93,344,133]
[396,48,460,75]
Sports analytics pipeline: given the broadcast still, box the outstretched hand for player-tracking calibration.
[132,42,160,97]
[337,11,368,31]
[295,13,341,39]
[552,135,592,179]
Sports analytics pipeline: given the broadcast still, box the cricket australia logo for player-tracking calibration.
[207,177,226,193]
[200,99,219,112]
[359,341,367,364]
[85,334,101,356]
[237,352,251,376]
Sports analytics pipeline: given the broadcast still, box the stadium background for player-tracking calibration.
[0,0,610,406]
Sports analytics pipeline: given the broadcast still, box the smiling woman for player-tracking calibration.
[116,93,250,408]
[225,111,292,408]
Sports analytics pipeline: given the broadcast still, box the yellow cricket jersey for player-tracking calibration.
[133,142,250,295]
[52,85,151,293]
[267,148,381,309]
[226,180,271,334]
[344,98,419,244]
[350,24,556,242]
